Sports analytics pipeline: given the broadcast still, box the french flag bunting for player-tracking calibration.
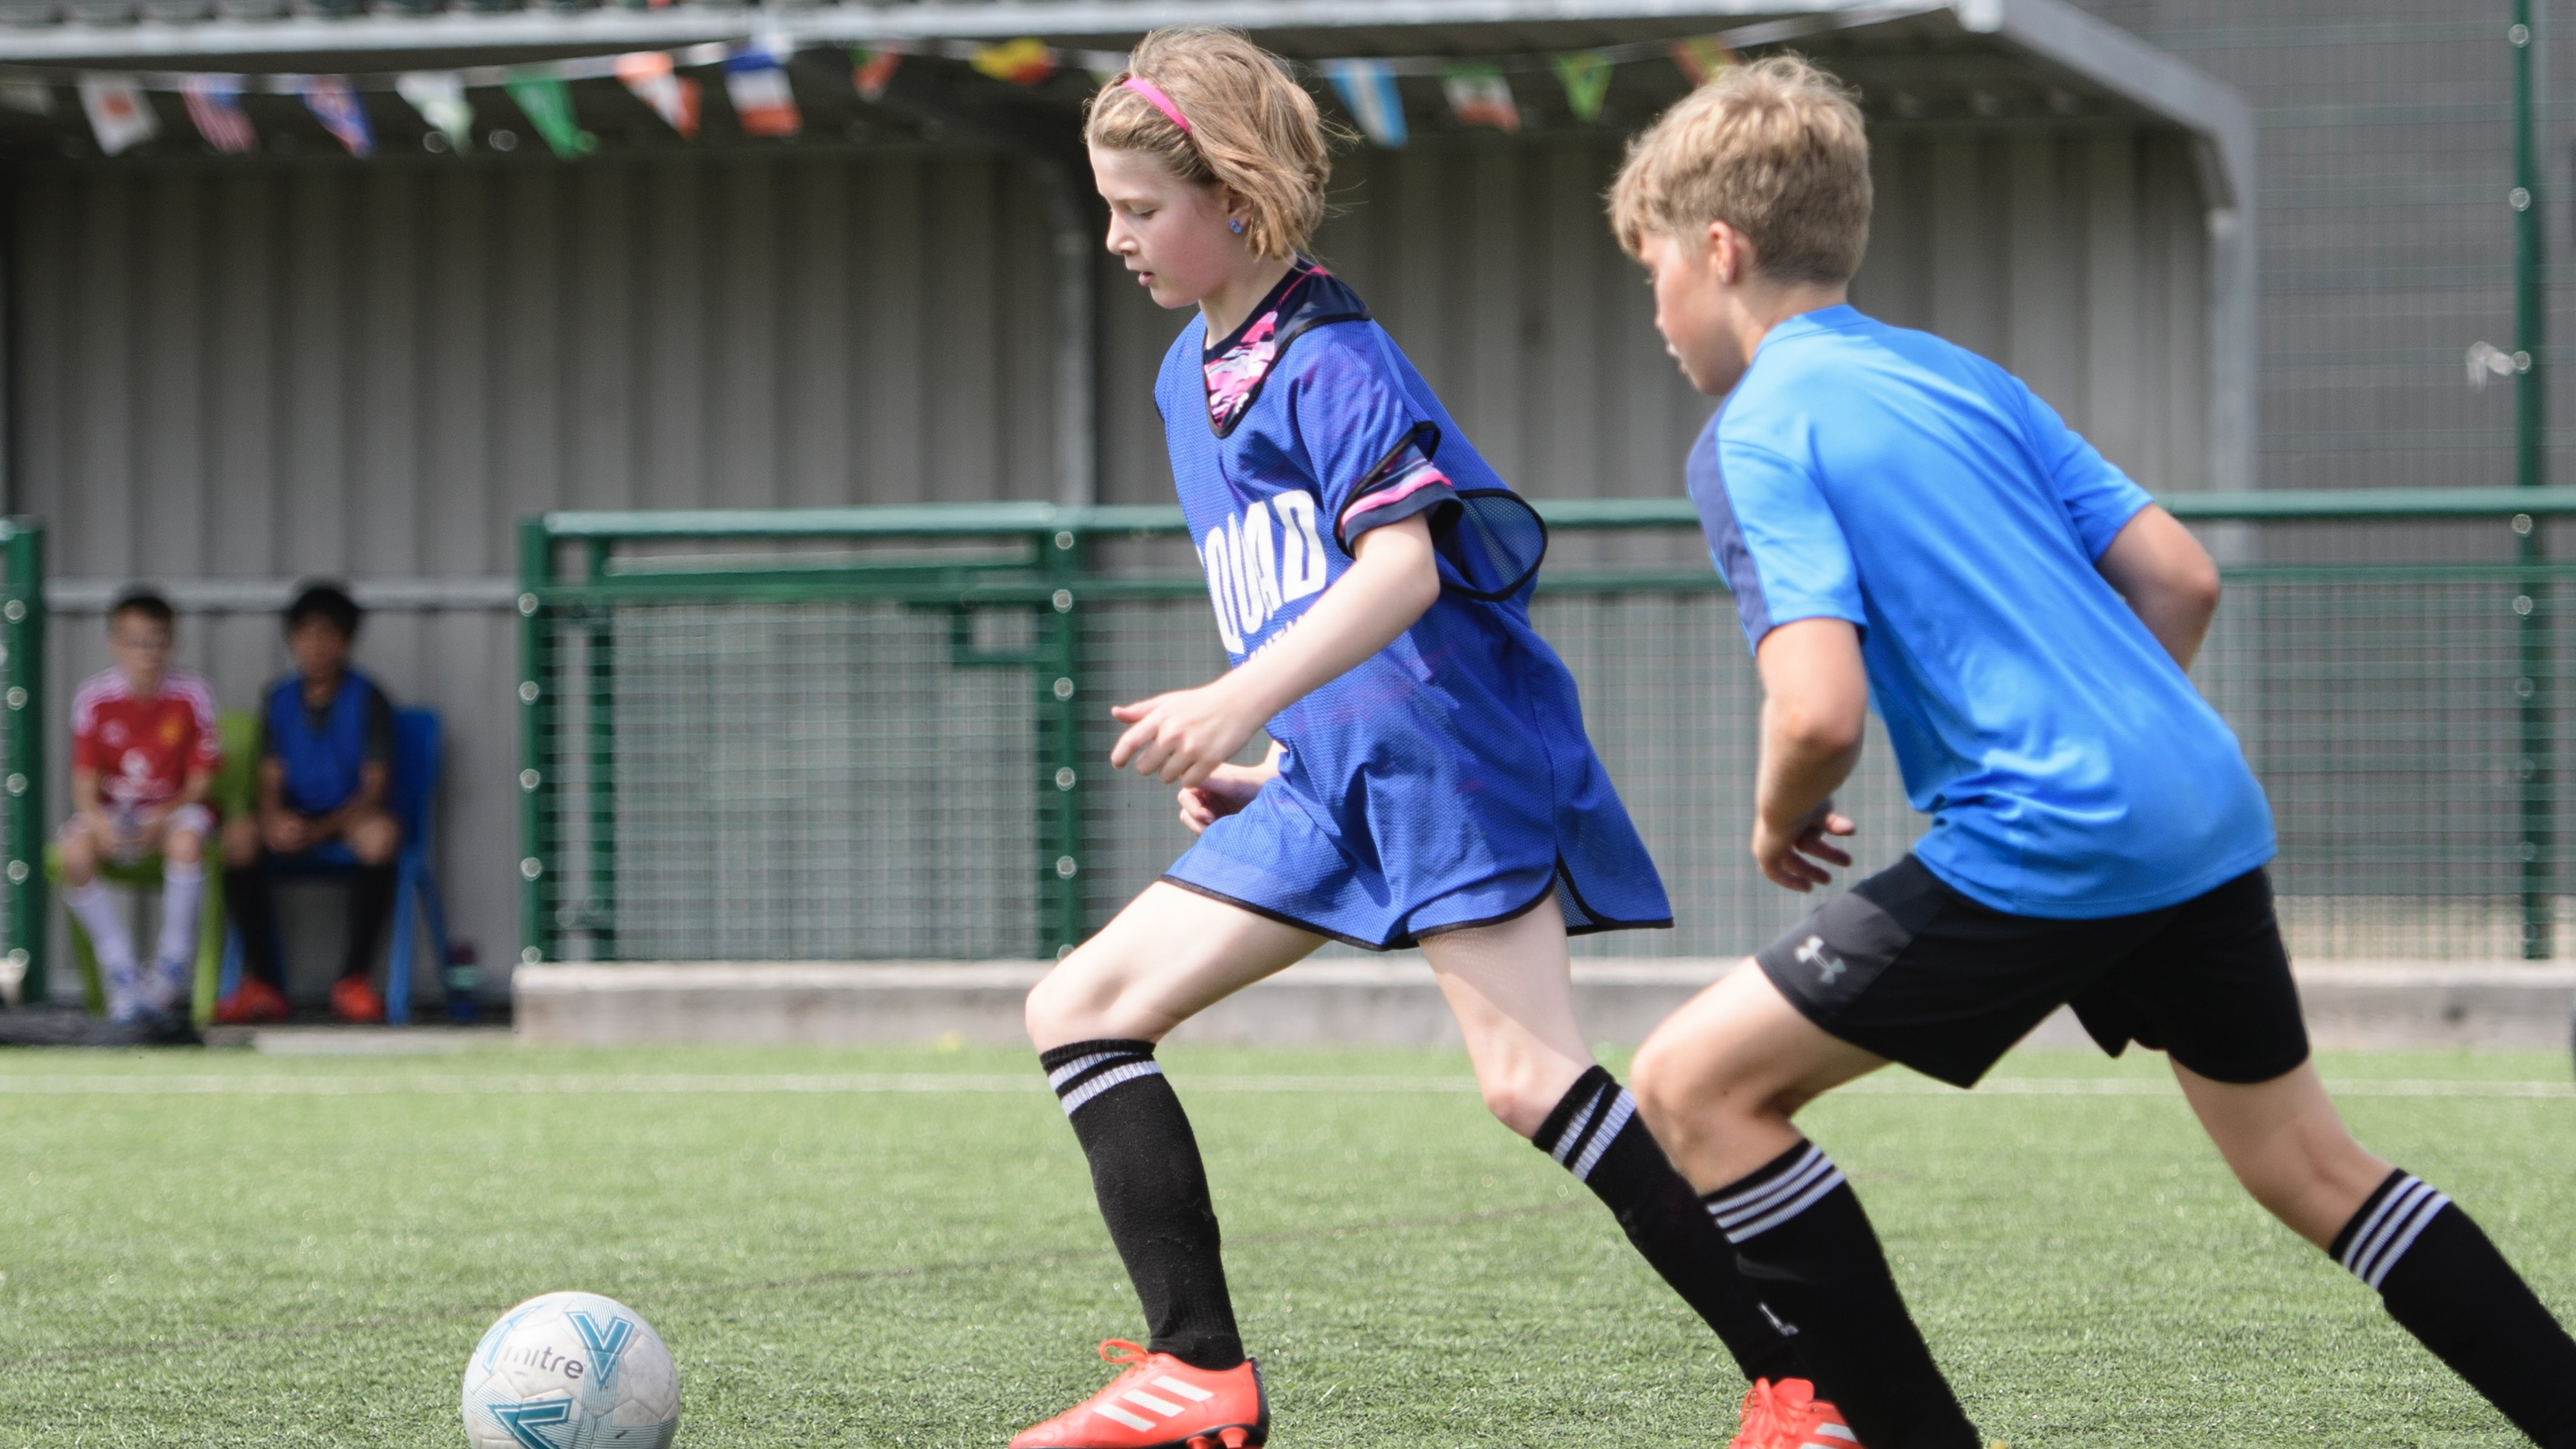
[1322,59,1406,148]
[617,51,700,139]
[179,73,257,154]
[77,73,157,156]
[299,75,373,157]
[724,46,800,138]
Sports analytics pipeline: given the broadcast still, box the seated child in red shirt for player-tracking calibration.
[59,589,220,1025]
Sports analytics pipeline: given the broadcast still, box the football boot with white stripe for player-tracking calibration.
[1727,1376,1860,1449]
[1009,1340,1267,1449]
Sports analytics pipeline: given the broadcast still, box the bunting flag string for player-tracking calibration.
[723,44,800,138]
[179,73,256,154]
[616,50,699,139]
[298,74,372,156]
[396,70,473,151]
[1440,65,1519,133]
[851,43,904,103]
[10,2,1940,160]
[969,36,1056,87]
[1321,59,1406,148]
[77,72,155,155]
[505,74,595,158]
[1668,36,1738,88]
[1549,51,1613,124]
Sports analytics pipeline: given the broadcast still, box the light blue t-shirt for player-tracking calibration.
[1689,304,2274,918]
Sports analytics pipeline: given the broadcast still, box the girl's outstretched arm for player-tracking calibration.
[1111,512,1440,785]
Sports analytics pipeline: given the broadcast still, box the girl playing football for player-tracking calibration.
[1008,28,1832,1449]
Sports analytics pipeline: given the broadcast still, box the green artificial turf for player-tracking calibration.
[2,1041,2570,1447]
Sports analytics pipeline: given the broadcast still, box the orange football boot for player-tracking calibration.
[329,975,384,1024]
[1728,1376,1860,1449]
[213,977,291,1025]
[1009,1340,1267,1449]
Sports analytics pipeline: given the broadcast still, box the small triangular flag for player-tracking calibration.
[616,52,700,139]
[725,47,802,138]
[179,74,257,154]
[851,43,905,102]
[506,74,595,158]
[1550,51,1613,124]
[1322,59,1406,148]
[1441,66,1520,133]
[77,73,157,156]
[299,75,373,158]
[1670,36,1738,87]
[971,37,1057,86]
[396,71,473,152]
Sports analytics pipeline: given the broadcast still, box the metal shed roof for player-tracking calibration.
[0,0,2255,493]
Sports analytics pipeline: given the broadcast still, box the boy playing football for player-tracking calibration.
[1615,55,2576,1449]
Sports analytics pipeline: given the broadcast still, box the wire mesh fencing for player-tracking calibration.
[519,495,2576,968]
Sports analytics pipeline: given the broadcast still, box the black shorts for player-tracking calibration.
[1755,856,2308,1089]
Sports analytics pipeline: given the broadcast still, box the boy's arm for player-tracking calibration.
[70,766,103,821]
[172,763,211,810]
[1751,618,1867,891]
[1111,513,1440,785]
[2093,504,2221,671]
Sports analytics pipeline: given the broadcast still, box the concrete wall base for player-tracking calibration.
[515,960,2576,1052]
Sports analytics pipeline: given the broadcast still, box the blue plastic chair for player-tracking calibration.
[216,706,453,1025]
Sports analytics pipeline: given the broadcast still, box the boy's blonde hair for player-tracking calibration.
[1085,26,1331,261]
[1609,55,1871,284]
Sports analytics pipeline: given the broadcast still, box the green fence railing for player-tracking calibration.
[516,492,2576,966]
[1,520,45,1002]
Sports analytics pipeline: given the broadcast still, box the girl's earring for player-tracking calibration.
[1229,217,1244,236]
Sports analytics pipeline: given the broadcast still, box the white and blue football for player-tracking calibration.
[461,1291,680,1448]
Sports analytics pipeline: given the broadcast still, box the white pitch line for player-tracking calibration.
[0,1074,2565,1098]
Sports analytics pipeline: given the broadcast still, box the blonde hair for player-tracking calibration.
[1085,27,1331,261]
[1609,55,1871,284]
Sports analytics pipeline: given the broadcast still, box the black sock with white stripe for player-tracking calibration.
[1705,1141,1978,1449]
[2332,1169,2576,1447]
[1533,1067,1808,1384]
[1041,1040,1245,1372]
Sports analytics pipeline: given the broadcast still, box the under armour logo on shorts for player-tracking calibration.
[1795,934,1848,984]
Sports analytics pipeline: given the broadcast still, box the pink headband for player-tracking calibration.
[1122,76,1192,135]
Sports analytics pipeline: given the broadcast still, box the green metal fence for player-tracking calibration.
[0,521,44,1001]
[516,492,2576,967]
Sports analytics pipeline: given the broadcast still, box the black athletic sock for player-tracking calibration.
[1706,1141,1978,1449]
[1041,1040,1244,1371]
[341,863,397,981]
[2332,1169,2576,1448]
[221,857,284,991]
[1532,1067,1807,1384]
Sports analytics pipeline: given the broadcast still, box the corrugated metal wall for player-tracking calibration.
[9,120,2211,990]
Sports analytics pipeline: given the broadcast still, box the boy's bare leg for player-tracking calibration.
[1631,961,1886,1188]
[143,813,211,1013]
[2179,1060,2576,1445]
[1632,964,1978,1449]
[59,817,146,1016]
[2171,1060,2384,1246]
